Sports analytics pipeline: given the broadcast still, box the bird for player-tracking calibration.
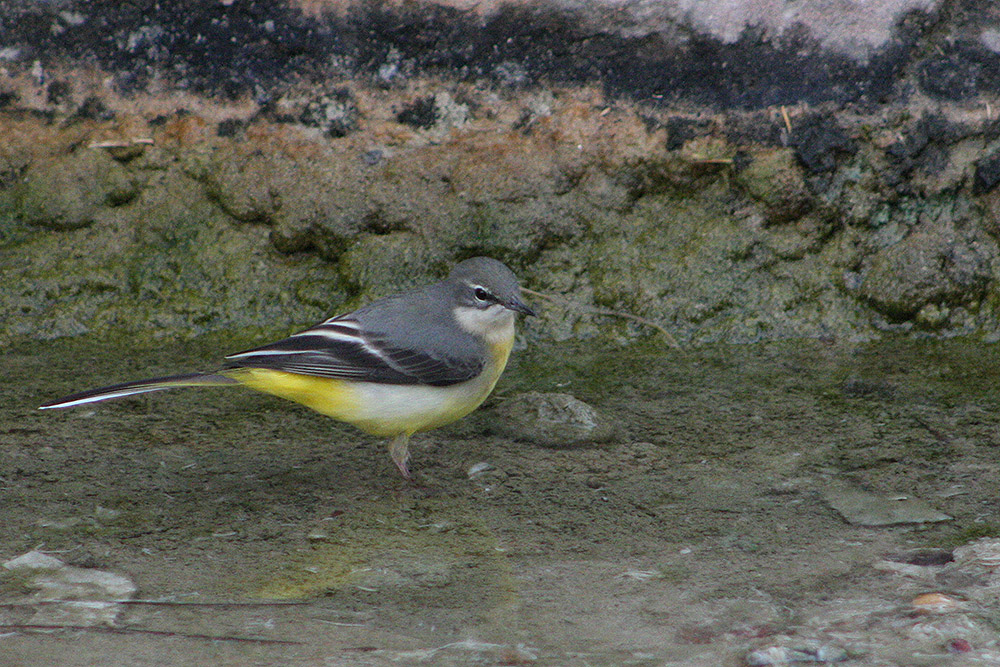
[39,256,535,478]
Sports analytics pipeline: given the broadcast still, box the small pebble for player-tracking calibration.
[362,149,384,165]
[946,638,973,653]
[94,505,121,521]
[884,548,954,566]
[911,592,963,614]
[745,644,848,665]
[467,461,494,478]
[498,644,537,665]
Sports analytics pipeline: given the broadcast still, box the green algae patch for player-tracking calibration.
[17,150,144,230]
[7,101,1000,349]
[733,148,813,225]
[0,166,346,346]
[338,231,438,298]
[252,496,519,612]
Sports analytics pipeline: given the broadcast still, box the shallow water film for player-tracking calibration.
[3,334,1000,665]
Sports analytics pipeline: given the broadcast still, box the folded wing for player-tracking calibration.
[223,317,482,387]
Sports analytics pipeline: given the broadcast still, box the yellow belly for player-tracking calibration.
[223,334,513,438]
[226,368,365,424]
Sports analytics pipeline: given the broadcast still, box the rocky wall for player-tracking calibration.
[3,0,1000,346]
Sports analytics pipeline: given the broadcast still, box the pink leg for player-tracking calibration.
[389,434,412,479]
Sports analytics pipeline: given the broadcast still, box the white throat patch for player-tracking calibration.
[453,304,516,344]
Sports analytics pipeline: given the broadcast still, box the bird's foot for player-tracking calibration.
[389,434,412,480]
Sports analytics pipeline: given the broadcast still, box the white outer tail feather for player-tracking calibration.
[39,373,236,410]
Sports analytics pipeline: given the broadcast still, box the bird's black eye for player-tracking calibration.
[473,287,493,302]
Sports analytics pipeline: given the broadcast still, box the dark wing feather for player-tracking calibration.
[368,333,483,386]
[223,318,482,387]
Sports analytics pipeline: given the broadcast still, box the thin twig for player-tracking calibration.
[687,156,734,165]
[521,287,681,349]
[0,623,302,645]
[88,138,154,149]
[124,599,308,607]
[912,415,951,444]
[314,619,367,627]
[0,599,308,607]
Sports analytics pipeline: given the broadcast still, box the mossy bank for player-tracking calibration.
[4,1,1000,346]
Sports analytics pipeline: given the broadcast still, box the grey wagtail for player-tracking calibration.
[39,257,535,478]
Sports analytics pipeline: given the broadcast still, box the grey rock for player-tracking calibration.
[746,642,849,665]
[856,228,991,321]
[492,391,614,448]
[821,483,952,526]
[3,550,137,626]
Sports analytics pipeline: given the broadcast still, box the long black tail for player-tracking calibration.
[39,373,237,410]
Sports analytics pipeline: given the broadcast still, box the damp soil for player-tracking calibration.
[2,334,1000,665]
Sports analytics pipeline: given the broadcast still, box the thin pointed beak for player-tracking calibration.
[507,296,536,317]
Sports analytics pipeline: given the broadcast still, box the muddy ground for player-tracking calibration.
[3,334,1000,666]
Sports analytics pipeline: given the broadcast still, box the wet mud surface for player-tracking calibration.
[3,335,1000,665]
